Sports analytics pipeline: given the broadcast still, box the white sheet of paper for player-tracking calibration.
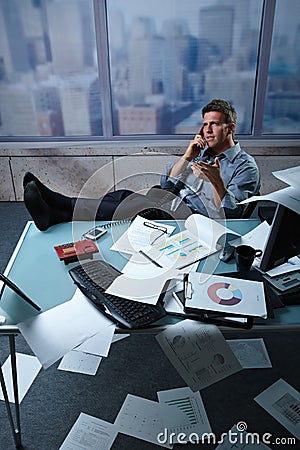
[0,353,42,403]
[215,424,272,449]
[75,324,116,357]
[272,165,300,190]
[240,186,300,215]
[111,215,175,255]
[227,338,272,369]
[105,268,181,304]
[112,333,130,343]
[186,273,267,319]
[255,379,300,440]
[59,412,118,450]
[18,289,114,369]
[156,320,242,391]
[58,350,102,375]
[157,386,212,445]
[114,394,173,448]
[231,221,270,251]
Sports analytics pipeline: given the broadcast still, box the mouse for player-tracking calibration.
[219,245,235,263]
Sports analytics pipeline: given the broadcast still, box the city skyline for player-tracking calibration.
[0,0,299,137]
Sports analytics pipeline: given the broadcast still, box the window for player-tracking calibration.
[262,0,300,134]
[107,0,263,136]
[0,0,102,137]
[0,0,299,140]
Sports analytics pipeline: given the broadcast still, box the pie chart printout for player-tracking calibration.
[207,282,242,306]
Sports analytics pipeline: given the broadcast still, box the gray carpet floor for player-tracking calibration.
[0,203,299,450]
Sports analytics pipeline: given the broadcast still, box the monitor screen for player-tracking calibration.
[260,204,300,272]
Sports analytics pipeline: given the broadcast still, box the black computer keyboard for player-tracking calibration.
[68,260,166,329]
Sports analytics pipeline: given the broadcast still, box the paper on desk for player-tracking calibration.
[114,393,185,448]
[75,323,116,357]
[110,215,175,255]
[59,412,118,450]
[186,273,267,319]
[58,351,102,375]
[156,320,242,391]
[157,386,212,445]
[272,165,300,190]
[240,186,300,215]
[255,378,300,440]
[105,267,181,304]
[18,289,114,369]
[227,338,272,369]
[0,353,42,403]
[231,221,270,251]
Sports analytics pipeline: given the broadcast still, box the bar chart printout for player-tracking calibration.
[157,386,212,444]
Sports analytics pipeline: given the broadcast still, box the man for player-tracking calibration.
[23,99,260,231]
[160,98,260,219]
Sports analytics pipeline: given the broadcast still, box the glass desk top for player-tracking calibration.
[0,219,299,330]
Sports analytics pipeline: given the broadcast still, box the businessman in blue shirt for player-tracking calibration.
[23,99,260,231]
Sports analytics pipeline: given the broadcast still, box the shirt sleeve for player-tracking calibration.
[221,162,260,218]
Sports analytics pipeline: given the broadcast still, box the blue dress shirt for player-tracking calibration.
[160,142,260,218]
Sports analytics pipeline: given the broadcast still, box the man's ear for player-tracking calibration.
[227,123,235,135]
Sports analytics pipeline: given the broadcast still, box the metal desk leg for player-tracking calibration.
[0,334,22,448]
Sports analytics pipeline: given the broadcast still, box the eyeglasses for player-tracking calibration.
[143,221,168,245]
[201,121,228,129]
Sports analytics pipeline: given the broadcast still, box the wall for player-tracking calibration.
[0,140,300,201]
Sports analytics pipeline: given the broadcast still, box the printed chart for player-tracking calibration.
[154,230,210,264]
[207,282,243,306]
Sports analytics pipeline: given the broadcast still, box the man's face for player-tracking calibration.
[202,111,234,153]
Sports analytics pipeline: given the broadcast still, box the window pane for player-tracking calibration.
[0,0,102,137]
[107,0,263,135]
[263,0,300,134]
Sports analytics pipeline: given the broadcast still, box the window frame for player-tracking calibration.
[1,0,299,143]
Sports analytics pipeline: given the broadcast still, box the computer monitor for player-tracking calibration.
[260,204,300,272]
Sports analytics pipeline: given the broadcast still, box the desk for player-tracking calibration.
[1,219,300,329]
[1,219,300,448]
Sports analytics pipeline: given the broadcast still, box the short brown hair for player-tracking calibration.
[202,99,237,125]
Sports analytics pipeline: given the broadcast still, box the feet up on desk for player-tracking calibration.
[24,181,71,231]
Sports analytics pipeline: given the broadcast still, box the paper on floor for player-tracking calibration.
[18,288,113,369]
[59,412,118,450]
[156,319,242,391]
[0,353,42,403]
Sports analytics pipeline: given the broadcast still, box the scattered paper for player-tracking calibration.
[0,353,42,403]
[18,289,114,369]
[157,386,212,445]
[114,394,173,448]
[215,424,272,449]
[272,165,300,190]
[59,412,118,450]
[75,324,116,357]
[240,186,300,215]
[231,221,270,253]
[227,338,272,369]
[105,268,181,304]
[255,378,300,439]
[156,320,242,391]
[112,333,130,343]
[58,351,102,375]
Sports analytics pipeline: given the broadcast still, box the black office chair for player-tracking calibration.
[241,199,259,218]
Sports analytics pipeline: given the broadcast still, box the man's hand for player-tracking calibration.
[183,132,206,161]
[169,131,206,178]
[192,157,226,207]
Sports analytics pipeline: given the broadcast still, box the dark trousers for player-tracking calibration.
[70,188,192,222]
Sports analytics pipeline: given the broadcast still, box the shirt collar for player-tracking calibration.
[202,142,241,163]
